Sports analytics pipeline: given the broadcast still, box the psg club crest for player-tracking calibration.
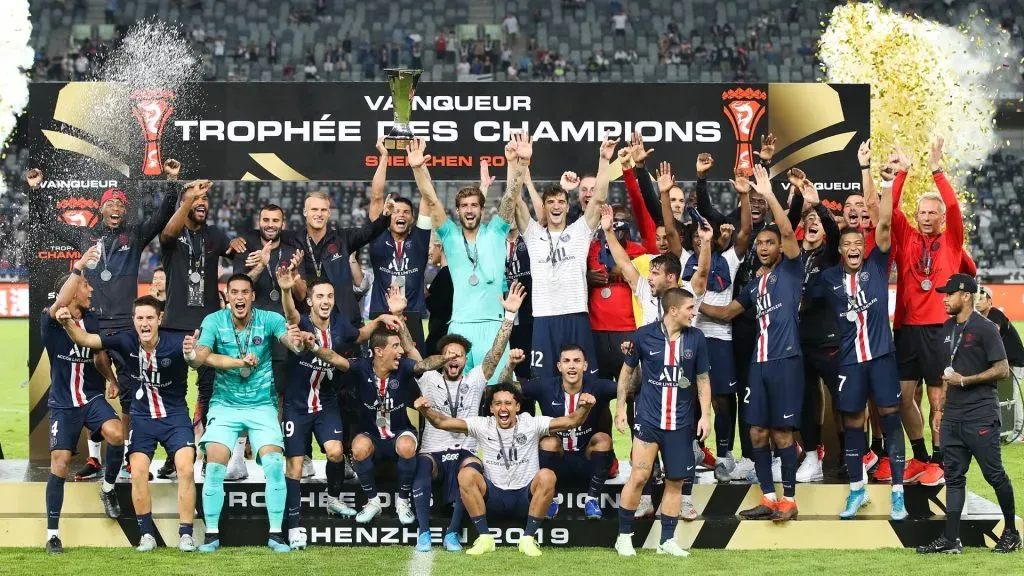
[559,233,571,243]
[514,433,528,445]
[859,271,869,282]
[721,88,767,176]
[388,379,399,390]
[160,357,171,367]
[684,349,694,360]
[252,336,263,345]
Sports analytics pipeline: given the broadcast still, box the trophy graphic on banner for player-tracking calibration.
[721,88,767,175]
[130,89,176,176]
[383,68,423,150]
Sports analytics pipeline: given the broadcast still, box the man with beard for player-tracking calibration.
[408,136,524,379]
[229,204,308,480]
[415,384,596,557]
[889,137,966,487]
[187,274,303,553]
[512,139,615,378]
[787,168,842,484]
[919,275,1019,554]
[409,283,524,552]
[808,159,907,521]
[159,180,247,478]
[368,139,433,354]
[28,161,183,482]
[700,164,805,522]
[59,295,200,551]
[150,267,167,302]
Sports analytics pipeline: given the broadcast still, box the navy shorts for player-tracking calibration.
[428,449,474,505]
[128,413,195,459]
[284,405,343,458]
[743,356,804,429]
[556,450,591,485]
[485,479,532,517]
[633,421,696,481]
[531,313,597,378]
[838,352,900,413]
[707,338,737,395]
[363,429,417,461]
[49,398,118,453]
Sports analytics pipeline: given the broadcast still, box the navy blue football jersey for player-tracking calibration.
[736,255,804,362]
[625,322,709,431]
[369,228,431,315]
[285,313,359,414]
[42,309,106,409]
[346,357,418,438]
[521,376,616,452]
[100,331,190,418]
[813,247,895,365]
[504,236,533,321]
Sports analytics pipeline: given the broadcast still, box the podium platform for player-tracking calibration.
[0,459,1018,550]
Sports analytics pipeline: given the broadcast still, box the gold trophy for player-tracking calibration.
[383,68,423,150]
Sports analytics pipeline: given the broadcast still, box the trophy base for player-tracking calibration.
[383,138,413,151]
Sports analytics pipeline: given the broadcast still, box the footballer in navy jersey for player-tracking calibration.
[60,295,201,548]
[613,287,711,557]
[698,164,804,523]
[812,151,906,521]
[519,346,617,519]
[43,257,125,554]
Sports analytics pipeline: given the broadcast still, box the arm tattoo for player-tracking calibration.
[415,354,448,374]
[482,318,515,378]
[423,407,446,428]
[497,360,517,385]
[498,164,526,223]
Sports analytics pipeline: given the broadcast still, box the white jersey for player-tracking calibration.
[524,218,595,317]
[634,277,697,327]
[465,412,552,491]
[418,366,488,453]
[680,247,740,340]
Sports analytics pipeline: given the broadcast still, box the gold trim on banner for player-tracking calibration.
[249,153,309,181]
[768,132,858,179]
[52,82,130,155]
[41,130,131,177]
[767,83,847,153]
[240,172,262,181]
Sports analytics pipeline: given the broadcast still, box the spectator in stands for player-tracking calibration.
[316,0,327,18]
[611,10,628,37]
[304,60,320,81]
[105,0,118,24]
[247,42,260,62]
[503,12,520,45]
[74,52,89,80]
[680,41,693,65]
[342,36,352,57]
[268,34,279,64]
[379,43,391,70]
[434,32,448,61]
[362,56,375,80]
[411,42,423,70]
[457,56,470,78]
[191,25,206,45]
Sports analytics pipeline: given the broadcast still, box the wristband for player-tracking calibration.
[185,350,196,361]
[959,376,965,388]
[310,342,321,353]
[859,164,870,170]
[416,214,433,230]
[72,268,82,276]
[504,311,517,324]
[932,169,943,175]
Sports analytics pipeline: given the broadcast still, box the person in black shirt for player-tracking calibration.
[424,236,453,355]
[977,287,1024,369]
[158,180,245,472]
[917,274,1019,554]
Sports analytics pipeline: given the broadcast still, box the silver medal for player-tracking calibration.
[394,275,406,288]
[100,270,112,282]
[921,279,932,291]
[375,416,389,428]
[269,289,280,302]
[600,287,612,299]
[846,310,857,322]
[239,366,251,378]
[678,375,691,389]
[943,366,954,377]
[190,271,202,284]
[468,273,479,286]
[86,260,98,270]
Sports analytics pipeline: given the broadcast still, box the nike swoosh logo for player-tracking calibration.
[833,285,843,290]
[186,442,195,446]
[783,413,794,419]
[551,402,562,406]
[648,350,659,356]
[686,465,694,471]
[589,369,599,374]
[979,428,990,435]
[333,429,343,434]
[728,381,737,387]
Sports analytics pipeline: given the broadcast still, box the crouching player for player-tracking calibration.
[515,344,617,520]
[614,287,711,558]
[415,385,596,556]
[409,282,526,552]
[60,295,199,551]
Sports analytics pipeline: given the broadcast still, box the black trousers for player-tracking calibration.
[941,417,1015,523]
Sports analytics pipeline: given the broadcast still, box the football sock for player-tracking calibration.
[881,412,905,486]
[325,460,343,498]
[396,453,416,500]
[660,515,678,544]
[137,512,155,536]
[103,443,124,488]
[179,523,193,537]
[88,439,102,462]
[524,515,542,537]
[351,457,377,499]
[412,455,433,533]
[587,450,612,499]
[46,473,65,532]
[844,427,865,485]
[617,506,636,534]
[910,437,929,462]
[778,444,797,499]
[752,445,774,496]
[202,462,227,533]
[931,444,943,465]
[260,452,286,533]
[285,477,301,530]
[471,514,489,536]
[446,493,466,535]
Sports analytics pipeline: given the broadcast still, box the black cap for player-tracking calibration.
[936,273,978,294]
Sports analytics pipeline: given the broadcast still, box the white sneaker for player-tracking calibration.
[301,456,315,479]
[795,453,824,483]
[715,454,736,483]
[356,500,382,524]
[326,496,358,518]
[679,500,698,521]
[634,494,655,518]
[657,539,690,557]
[136,533,157,552]
[288,527,307,550]
[225,457,248,481]
[395,497,415,525]
[614,533,636,557]
[730,458,756,482]
[771,457,782,483]
[178,534,196,552]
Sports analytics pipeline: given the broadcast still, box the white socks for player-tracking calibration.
[851,480,865,491]
[764,492,777,502]
[230,437,247,465]
[101,480,115,493]
[88,440,102,461]
[47,529,59,539]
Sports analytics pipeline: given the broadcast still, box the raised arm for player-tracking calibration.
[689,218,713,297]
[498,132,532,226]
[340,198,392,253]
[277,267,302,325]
[159,180,207,245]
[54,307,104,349]
[753,164,799,259]
[137,161,183,245]
[50,247,100,318]
[694,153,725,228]
[928,136,963,248]
[525,166,548,227]
[875,141,894,253]
[300,332,351,371]
[600,205,640,290]
[497,348,525,384]
[414,397,470,433]
[730,169,753,257]
[514,193,533,236]
[634,164,663,227]
[407,138,447,229]
[622,166,658,254]
[478,158,497,204]
[548,393,596,433]
[368,138,389,221]
[480,281,526,380]
[699,299,746,322]
[584,138,618,230]
[656,161,682,257]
